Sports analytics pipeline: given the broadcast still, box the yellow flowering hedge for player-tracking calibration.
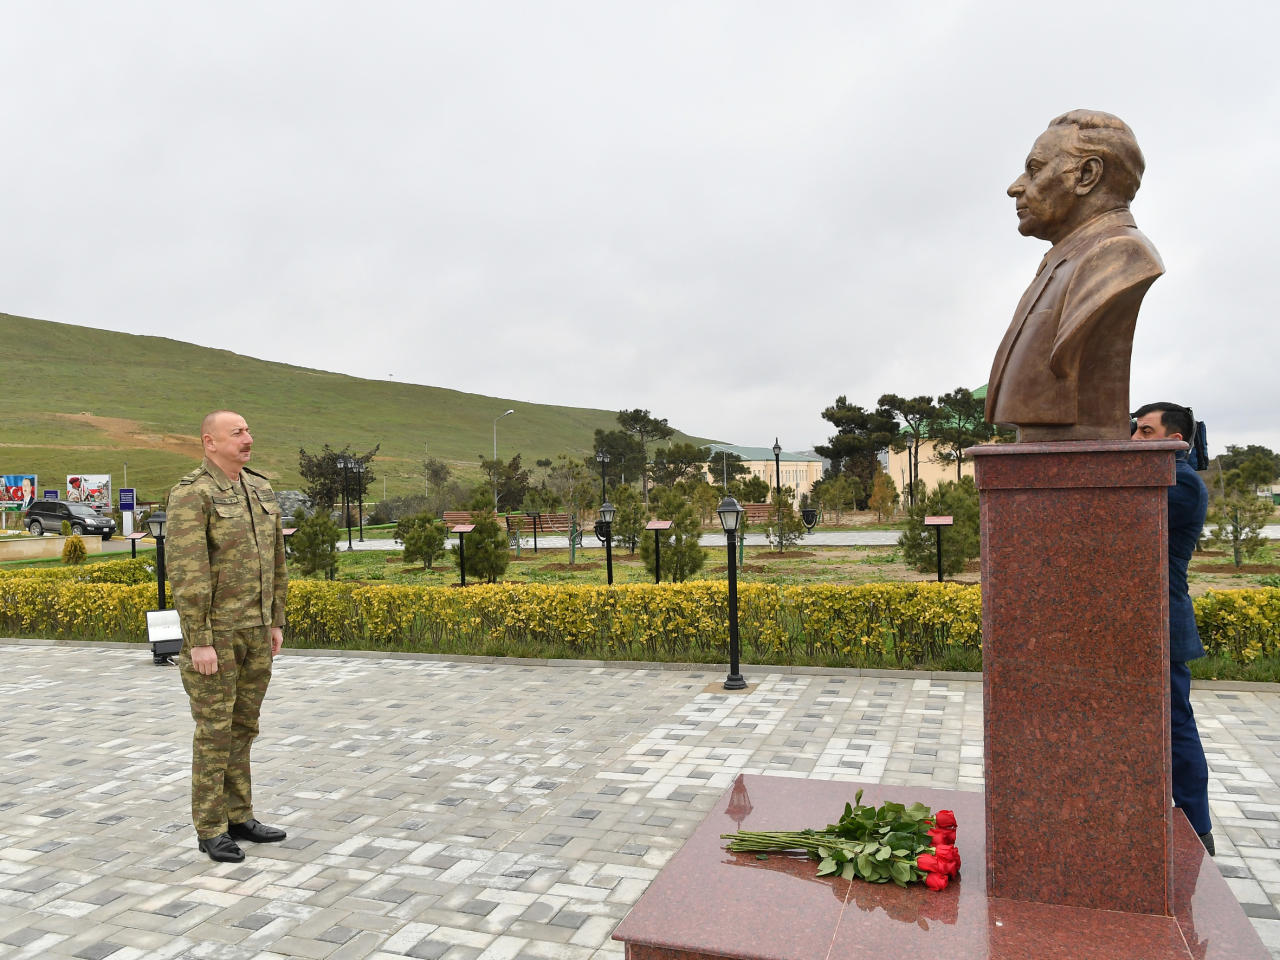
[0,559,163,641]
[0,577,158,640]
[0,557,157,585]
[1,570,1276,668]
[1191,588,1280,663]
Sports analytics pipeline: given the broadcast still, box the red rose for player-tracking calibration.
[925,871,949,891]
[934,844,961,876]
[917,853,942,873]
[928,827,957,846]
[935,810,957,829]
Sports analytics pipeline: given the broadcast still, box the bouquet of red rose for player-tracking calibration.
[722,790,960,891]
[915,809,960,890]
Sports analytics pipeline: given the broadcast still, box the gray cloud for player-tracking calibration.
[1,1,1276,453]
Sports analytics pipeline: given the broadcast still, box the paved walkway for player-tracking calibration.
[2,642,1280,959]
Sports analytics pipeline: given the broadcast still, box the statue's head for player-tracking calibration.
[1007,110,1145,244]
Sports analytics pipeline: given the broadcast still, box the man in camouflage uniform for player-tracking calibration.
[167,410,288,863]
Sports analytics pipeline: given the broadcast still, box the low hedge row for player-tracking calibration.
[0,557,158,585]
[0,563,1276,669]
[284,580,982,665]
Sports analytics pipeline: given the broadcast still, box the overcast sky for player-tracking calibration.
[2,2,1276,455]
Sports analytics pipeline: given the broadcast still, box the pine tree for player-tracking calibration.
[765,486,808,552]
[290,512,340,579]
[899,478,980,576]
[399,513,448,569]
[640,488,706,582]
[455,509,510,583]
[609,483,645,553]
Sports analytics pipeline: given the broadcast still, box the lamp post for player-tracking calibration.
[493,409,515,511]
[595,449,610,502]
[599,500,615,585]
[147,511,168,611]
[337,456,353,551]
[716,496,746,690]
[772,438,783,553]
[354,459,365,543]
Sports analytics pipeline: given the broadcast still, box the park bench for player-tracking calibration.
[441,511,584,548]
[742,502,774,524]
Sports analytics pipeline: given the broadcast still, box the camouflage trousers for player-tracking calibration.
[178,626,274,839]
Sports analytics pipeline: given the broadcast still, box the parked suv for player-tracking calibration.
[24,501,117,540]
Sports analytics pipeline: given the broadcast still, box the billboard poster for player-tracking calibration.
[1,474,38,511]
[66,474,112,511]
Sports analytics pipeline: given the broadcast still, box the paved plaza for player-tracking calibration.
[3,641,1280,959]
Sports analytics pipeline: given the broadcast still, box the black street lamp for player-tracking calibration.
[599,500,615,585]
[493,409,515,511]
[337,455,354,551]
[595,449,611,502]
[355,459,365,543]
[716,496,746,690]
[772,438,783,554]
[147,511,168,611]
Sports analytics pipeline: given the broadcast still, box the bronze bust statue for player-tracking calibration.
[985,110,1164,441]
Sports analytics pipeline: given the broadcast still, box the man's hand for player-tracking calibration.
[269,626,284,657]
[191,645,218,675]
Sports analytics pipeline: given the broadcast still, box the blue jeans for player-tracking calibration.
[1170,661,1211,835]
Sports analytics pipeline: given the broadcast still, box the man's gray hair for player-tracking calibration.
[1049,110,1145,204]
[201,410,238,439]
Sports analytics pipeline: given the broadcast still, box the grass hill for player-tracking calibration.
[0,312,717,505]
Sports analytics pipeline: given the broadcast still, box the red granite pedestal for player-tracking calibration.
[972,439,1182,914]
[613,441,1269,959]
[613,775,1267,960]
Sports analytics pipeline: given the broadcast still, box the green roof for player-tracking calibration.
[707,443,824,462]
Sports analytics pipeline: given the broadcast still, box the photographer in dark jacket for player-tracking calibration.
[1132,402,1213,854]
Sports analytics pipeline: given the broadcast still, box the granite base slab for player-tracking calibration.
[612,775,1267,960]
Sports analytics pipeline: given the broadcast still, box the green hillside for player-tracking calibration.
[0,313,717,504]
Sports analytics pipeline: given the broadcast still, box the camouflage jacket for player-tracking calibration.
[165,458,287,647]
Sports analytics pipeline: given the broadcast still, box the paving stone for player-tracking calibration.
[3,646,1279,958]
[74,943,123,960]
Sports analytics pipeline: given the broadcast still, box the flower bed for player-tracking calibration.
[0,567,1276,672]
